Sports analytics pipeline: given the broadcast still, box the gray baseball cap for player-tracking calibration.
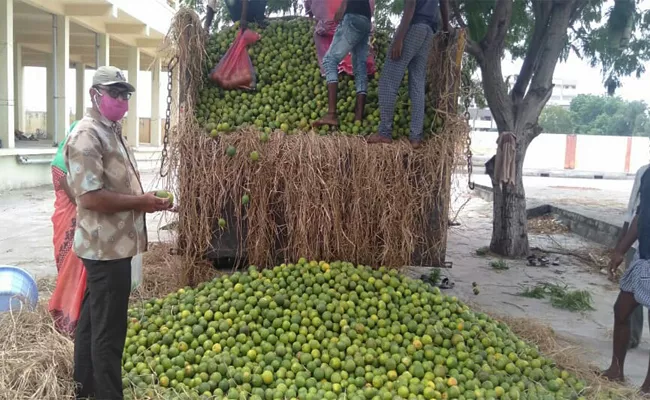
[92,66,135,92]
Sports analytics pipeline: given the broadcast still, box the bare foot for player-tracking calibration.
[598,368,624,382]
[366,133,392,144]
[312,114,338,128]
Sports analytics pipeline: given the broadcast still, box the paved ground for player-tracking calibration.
[473,174,633,226]
[0,172,647,389]
[0,171,175,277]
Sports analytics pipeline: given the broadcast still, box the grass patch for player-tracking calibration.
[476,246,490,256]
[490,259,509,270]
[518,282,595,312]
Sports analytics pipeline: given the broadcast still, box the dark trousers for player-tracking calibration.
[74,258,132,400]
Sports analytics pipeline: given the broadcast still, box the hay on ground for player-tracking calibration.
[132,242,216,301]
[0,304,75,400]
[494,315,645,400]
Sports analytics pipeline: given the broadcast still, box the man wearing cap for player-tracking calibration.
[65,66,171,399]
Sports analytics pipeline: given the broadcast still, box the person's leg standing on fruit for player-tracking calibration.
[350,25,370,121]
[367,0,449,148]
[313,0,372,128]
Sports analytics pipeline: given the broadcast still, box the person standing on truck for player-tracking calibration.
[204,0,268,32]
[312,0,373,128]
[66,66,171,400]
[367,0,450,148]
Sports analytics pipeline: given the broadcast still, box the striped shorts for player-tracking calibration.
[620,255,650,307]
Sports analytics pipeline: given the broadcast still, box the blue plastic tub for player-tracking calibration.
[0,266,39,312]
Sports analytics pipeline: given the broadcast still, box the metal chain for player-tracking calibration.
[160,56,178,178]
[462,73,475,190]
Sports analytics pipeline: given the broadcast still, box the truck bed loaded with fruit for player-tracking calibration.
[163,8,468,283]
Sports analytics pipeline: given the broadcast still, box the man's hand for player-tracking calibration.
[390,37,404,60]
[138,193,172,213]
[608,251,625,281]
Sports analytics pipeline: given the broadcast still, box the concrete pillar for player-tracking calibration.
[54,14,70,145]
[96,33,109,67]
[126,46,140,148]
[13,43,23,132]
[0,0,15,149]
[150,58,162,147]
[75,63,85,120]
[47,55,55,138]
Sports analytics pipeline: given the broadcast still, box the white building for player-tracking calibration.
[468,77,579,132]
[0,0,179,190]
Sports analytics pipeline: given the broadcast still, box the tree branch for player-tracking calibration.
[517,0,576,132]
[449,0,466,29]
[482,0,514,49]
[511,0,553,104]
[479,50,514,133]
[465,37,484,61]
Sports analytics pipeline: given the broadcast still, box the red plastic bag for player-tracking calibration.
[210,29,261,90]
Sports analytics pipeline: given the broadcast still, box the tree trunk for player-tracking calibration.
[489,132,531,257]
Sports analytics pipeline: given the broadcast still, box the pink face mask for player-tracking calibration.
[94,90,129,122]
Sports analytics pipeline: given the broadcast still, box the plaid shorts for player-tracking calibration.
[620,256,650,307]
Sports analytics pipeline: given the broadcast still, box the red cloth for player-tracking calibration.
[49,166,86,337]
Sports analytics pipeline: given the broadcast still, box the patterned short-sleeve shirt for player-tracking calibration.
[64,109,148,261]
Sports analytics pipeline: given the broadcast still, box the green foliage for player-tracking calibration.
[538,106,574,134]
[540,95,650,136]
[518,282,595,312]
[489,259,509,270]
[569,94,650,136]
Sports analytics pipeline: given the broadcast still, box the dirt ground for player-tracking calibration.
[0,173,647,389]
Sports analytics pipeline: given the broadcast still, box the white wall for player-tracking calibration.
[470,131,650,174]
[574,135,628,173]
[524,133,566,170]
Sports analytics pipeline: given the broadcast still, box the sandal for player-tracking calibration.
[438,276,455,290]
[527,255,537,267]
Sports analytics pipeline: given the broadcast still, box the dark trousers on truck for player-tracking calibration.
[74,257,132,400]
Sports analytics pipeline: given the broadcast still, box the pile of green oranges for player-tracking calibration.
[122,260,587,400]
[196,18,444,138]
